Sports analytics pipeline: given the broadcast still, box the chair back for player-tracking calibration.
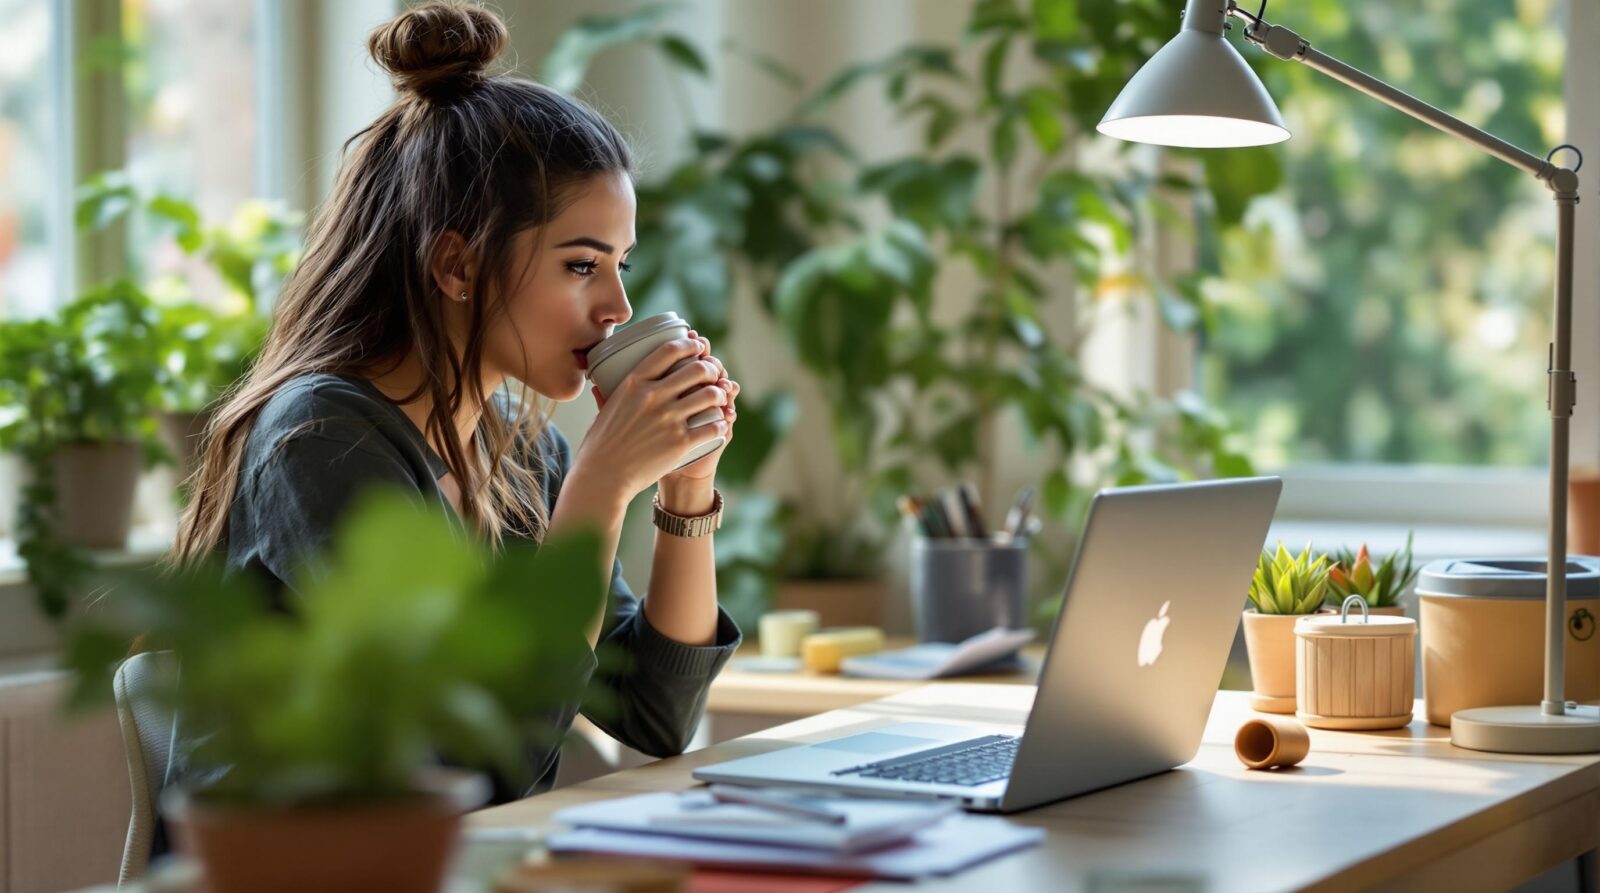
[112,651,178,887]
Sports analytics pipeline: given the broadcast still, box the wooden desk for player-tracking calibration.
[473,686,1600,892]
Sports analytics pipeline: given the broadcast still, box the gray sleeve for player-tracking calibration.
[536,425,743,757]
[240,431,429,596]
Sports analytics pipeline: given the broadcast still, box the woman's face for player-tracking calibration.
[485,171,636,401]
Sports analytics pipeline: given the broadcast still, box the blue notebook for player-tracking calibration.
[840,627,1035,680]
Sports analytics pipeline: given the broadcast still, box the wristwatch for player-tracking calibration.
[652,488,724,538]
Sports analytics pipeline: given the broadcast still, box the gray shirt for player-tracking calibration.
[227,372,741,800]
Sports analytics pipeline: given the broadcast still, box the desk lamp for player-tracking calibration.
[1099,0,1600,753]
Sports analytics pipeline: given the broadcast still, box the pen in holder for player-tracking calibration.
[910,537,1028,643]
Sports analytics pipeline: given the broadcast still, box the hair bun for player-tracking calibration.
[369,2,508,98]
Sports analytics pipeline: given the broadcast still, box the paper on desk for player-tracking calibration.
[555,790,954,854]
[839,627,1035,680]
[547,813,1044,879]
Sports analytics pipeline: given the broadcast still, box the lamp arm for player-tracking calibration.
[1226,0,1583,715]
[1225,2,1554,179]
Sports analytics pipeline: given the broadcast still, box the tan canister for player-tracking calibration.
[1416,558,1600,727]
[1295,597,1418,730]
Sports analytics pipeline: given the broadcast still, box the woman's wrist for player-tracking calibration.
[556,465,631,527]
[657,475,716,516]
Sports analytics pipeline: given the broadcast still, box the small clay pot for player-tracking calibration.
[1235,715,1311,770]
[1241,610,1302,713]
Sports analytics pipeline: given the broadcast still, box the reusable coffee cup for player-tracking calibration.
[758,609,820,658]
[585,311,726,471]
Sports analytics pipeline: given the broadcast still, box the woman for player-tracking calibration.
[173,1,742,802]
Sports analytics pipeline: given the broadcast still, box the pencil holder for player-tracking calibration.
[910,538,1027,643]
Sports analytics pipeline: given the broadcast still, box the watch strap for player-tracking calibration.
[652,488,723,538]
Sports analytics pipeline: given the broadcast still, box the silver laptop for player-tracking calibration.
[693,476,1282,813]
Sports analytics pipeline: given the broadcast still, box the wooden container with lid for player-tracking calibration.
[1295,596,1417,730]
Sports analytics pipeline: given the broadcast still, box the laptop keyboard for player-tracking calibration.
[830,734,1019,787]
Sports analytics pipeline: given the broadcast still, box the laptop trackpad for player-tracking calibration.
[813,732,940,754]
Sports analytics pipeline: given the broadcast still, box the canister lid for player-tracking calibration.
[1295,613,1417,637]
[1415,557,1600,600]
[585,312,687,375]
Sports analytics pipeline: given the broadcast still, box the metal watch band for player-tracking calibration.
[652,488,723,538]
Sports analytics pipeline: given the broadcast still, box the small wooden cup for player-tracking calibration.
[1235,715,1311,770]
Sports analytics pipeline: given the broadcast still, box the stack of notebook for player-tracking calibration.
[548,788,1044,879]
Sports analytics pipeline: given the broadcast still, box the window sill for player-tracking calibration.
[1266,518,1545,562]
[0,523,175,587]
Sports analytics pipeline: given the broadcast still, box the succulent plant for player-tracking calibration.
[1248,542,1333,615]
[1329,533,1418,608]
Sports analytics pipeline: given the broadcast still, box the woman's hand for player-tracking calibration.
[572,331,735,506]
[660,331,738,484]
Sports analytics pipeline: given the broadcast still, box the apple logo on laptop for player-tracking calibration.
[1138,600,1171,667]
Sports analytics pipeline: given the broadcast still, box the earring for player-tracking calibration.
[455,291,469,303]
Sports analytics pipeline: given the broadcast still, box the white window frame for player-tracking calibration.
[48,0,75,310]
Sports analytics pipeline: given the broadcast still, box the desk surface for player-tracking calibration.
[706,643,1041,717]
[473,686,1600,892]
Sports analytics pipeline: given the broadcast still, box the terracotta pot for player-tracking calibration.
[774,578,888,629]
[1570,473,1600,554]
[159,408,215,481]
[51,441,141,549]
[1241,610,1305,714]
[167,773,486,893]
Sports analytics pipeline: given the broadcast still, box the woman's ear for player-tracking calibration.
[430,230,477,303]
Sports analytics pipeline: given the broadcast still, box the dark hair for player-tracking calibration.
[175,1,634,563]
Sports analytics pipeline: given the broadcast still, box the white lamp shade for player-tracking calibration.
[1098,29,1289,148]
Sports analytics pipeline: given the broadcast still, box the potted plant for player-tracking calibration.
[1243,543,1333,714]
[1328,534,1419,617]
[0,280,166,617]
[153,302,271,474]
[76,175,300,477]
[765,0,1258,603]
[63,491,606,893]
[774,518,893,629]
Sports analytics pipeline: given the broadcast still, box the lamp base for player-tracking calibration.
[1450,704,1600,754]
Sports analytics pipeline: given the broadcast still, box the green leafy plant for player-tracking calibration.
[63,491,607,805]
[769,0,1258,536]
[0,281,167,617]
[1248,542,1333,615]
[76,174,301,414]
[1329,534,1419,608]
[539,7,838,619]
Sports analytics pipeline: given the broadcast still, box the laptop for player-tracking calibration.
[693,476,1282,813]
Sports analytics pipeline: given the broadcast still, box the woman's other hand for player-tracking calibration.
[659,330,737,484]
[573,330,734,504]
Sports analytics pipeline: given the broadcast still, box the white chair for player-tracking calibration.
[112,651,179,888]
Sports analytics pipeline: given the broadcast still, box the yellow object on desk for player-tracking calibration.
[800,627,885,673]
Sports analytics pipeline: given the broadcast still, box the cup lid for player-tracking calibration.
[585,311,687,377]
[1415,557,1600,600]
[1295,613,1416,637]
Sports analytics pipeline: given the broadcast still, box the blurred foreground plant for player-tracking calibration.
[64,491,606,805]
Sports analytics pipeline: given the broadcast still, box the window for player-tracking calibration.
[122,0,261,305]
[1202,0,1564,479]
[0,0,68,318]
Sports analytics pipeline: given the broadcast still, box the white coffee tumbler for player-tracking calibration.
[585,311,726,471]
